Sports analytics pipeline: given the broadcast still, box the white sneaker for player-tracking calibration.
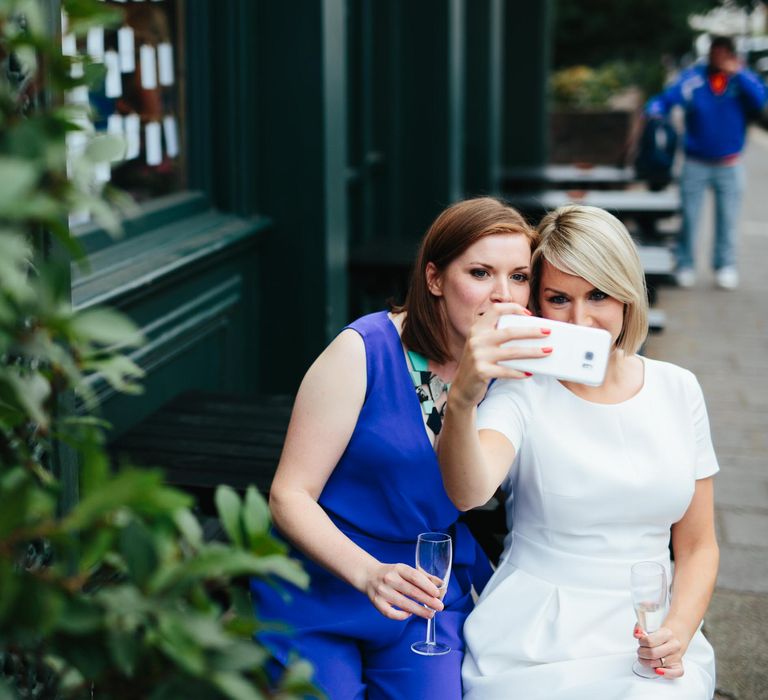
[715,266,739,290]
[675,268,696,288]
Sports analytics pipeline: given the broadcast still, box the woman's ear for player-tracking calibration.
[425,262,443,297]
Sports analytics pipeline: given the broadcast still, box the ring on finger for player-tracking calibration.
[660,656,666,667]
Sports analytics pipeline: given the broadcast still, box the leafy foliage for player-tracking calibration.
[0,1,319,698]
[550,64,623,110]
[552,0,755,95]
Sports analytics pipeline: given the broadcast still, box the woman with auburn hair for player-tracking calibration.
[251,197,546,698]
[439,205,719,699]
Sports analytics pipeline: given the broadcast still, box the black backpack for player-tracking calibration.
[634,118,678,191]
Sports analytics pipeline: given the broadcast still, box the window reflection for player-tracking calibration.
[64,0,183,217]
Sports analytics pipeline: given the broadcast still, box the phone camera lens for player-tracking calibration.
[584,351,594,361]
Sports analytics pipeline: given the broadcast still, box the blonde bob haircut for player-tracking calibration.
[532,205,649,355]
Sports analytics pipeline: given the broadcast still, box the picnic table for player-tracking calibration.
[501,164,636,191]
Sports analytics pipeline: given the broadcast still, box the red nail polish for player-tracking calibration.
[542,347,553,354]
[524,372,533,377]
[655,669,665,676]
[541,328,551,335]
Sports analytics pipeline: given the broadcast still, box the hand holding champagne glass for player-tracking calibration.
[411,532,453,656]
[630,561,668,678]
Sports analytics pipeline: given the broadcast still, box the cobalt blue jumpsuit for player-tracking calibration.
[251,311,492,699]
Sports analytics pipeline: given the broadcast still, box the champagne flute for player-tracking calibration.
[630,561,668,678]
[411,532,452,656]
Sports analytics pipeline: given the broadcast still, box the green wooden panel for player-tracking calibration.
[501,0,554,168]
[72,212,268,437]
[96,264,255,438]
[464,0,494,195]
[253,0,349,392]
[395,0,452,244]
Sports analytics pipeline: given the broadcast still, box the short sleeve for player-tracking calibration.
[476,378,533,453]
[685,371,719,479]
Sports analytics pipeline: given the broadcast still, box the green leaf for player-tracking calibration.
[279,659,324,698]
[209,672,265,700]
[174,508,203,549]
[78,526,115,572]
[2,372,50,427]
[80,354,145,396]
[242,486,270,546]
[215,486,244,547]
[71,307,143,347]
[56,597,103,634]
[155,614,207,676]
[85,133,125,163]
[119,519,158,587]
[108,626,140,676]
[0,468,48,539]
[212,640,267,672]
[63,469,191,531]
[0,159,38,214]
[152,545,308,593]
[0,230,34,302]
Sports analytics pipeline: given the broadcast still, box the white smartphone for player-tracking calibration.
[497,314,612,386]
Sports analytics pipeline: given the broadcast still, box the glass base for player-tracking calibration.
[632,660,660,679]
[411,641,451,656]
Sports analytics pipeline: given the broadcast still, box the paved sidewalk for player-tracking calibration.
[644,128,768,700]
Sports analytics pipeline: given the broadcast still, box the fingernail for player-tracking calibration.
[542,347,553,354]
[523,309,533,315]
[655,669,665,676]
[541,328,551,335]
[524,372,533,377]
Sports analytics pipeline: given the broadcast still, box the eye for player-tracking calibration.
[470,268,490,279]
[511,272,529,283]
[589,290,609,301]
[546,294,568,305]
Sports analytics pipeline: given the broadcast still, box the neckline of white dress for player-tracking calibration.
[554,355,648,407]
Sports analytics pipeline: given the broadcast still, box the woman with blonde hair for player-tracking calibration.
[439,205,719,699]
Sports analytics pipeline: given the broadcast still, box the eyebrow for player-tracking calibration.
[542,286,600,294]
[469,261,531,271]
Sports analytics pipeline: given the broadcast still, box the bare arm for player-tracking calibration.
[269,329,443,620]
[438,304,548,510]
[635,477,719,678]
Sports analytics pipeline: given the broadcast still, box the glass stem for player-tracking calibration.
[425,612,436,645]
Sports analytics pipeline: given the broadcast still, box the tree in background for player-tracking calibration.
[553,0,760,95]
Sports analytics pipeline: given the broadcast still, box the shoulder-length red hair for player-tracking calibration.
[395,197,536,363]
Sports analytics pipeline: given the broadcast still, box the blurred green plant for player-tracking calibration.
[0,1,318,698]
[550,60,666,110]
[550,64,621,110]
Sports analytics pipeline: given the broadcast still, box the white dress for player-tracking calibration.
[463,356,718,700]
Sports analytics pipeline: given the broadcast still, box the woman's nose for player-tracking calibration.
[490,279,513,303]
[570,304,594,327]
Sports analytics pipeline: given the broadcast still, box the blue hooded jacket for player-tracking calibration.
[646,62,767,161]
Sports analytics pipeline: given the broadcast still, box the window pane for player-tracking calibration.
[64,0,185,220]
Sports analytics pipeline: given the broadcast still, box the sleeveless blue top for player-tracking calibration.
[251,311,490,647]
[320,311,466,544]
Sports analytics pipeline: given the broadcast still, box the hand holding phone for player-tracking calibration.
[497,314,611,386]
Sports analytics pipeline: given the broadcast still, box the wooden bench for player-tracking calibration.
[501,164,636,191]
[109,392,294,513]
[502,188,680,221]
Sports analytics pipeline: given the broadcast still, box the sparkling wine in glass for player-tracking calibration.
[411,532,452,656]
[630,561,668,679]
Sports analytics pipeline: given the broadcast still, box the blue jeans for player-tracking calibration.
[678,157,745,271]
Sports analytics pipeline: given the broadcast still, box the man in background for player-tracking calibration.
[646,35,767,290]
